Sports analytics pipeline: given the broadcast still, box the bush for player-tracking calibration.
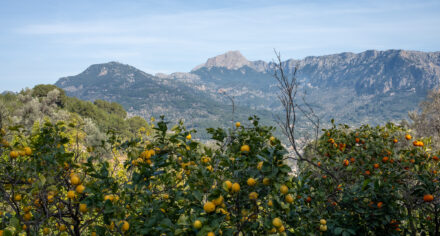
[0,116,439,235]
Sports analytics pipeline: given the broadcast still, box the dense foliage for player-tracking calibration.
[1,113,440,235]
[1,86,440,235]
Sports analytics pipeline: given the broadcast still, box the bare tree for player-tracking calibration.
[273,50,338,180]
[409,88,440,150]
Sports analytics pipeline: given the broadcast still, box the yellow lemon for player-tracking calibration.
[235,122,241,127]
[67,190,75,199]
[240,145,250,152]
[320,219,327,225]
[247,178,257,186]
[79,203,87,213]
[213,196,224,206]
[23,212,32,221]
[14,194,22,201]
[76,184,85,194]
[280,185,289,194]
[59,224,67,232]
[24,147,32,156]
[278,225,285,233]
[204,201,216,213]
[186,134,192,140]
[70,174,81,185]
[193,220,202,229]
[263,177,270,185]
[232,183,240,193]
[285,194,294,203]
[224,180,233,190]
[272,218,283,228]
[257,161,263,170]
[249,192,258,200]
[10,150,19,159]
[121,221,130,231]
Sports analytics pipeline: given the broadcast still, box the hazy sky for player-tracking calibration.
[1,0,440,92]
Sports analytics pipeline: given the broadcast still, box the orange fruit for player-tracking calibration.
[10,151,19,159]
[377,202,383,208]
[249,192,258,200]
[247,178,257,186]
[424,194,434,202]
[272,218,283,228]
[79,203,87,213]
[405,134,412,140]
[240,145,250,152]
[280,185,289,194]
[204,201,216,213]
[231,183,240,193]
[382,156,389,163]
[76,184,85,194]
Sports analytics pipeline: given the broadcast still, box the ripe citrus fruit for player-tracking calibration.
[193,220,202,229]
[70,174,81,185]
[121,221,130,231]
[59,224,67,232]
[14,194,22,201]
[204,201,216,213]
[285,194,294,203]
[224,180,232,190]
[320,224,328,231]
[76,184,85,194]
[67,190,75,199]
[280,185,288,194]
[10,151,19,159]
[213,196,224,206]
[79,203,87,213]
[278,225,285,233]
[186,134,191,140]
[320,219,327,225]
[272,217,283,228]
[240,145,250,152]
[249,192,258,200]
[424,194,434,202]
[247,178,257,186]
[24,212,32,221]
[232,183,240,193]
[235,122,241,127]
[263,177,270,185]
[405,134,412,140]
[268,200,273,207]
[24,147,32,156]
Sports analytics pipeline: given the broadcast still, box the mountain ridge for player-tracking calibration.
[55,49,440,139]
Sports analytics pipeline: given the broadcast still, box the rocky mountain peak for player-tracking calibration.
[192,50,251,71]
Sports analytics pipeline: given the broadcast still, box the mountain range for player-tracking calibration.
[55,49,440,139]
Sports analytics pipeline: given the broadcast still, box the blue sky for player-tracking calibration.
[1,0,440,92]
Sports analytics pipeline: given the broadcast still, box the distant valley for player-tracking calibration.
[55,49,440,139]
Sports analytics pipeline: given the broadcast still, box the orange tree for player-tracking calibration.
[292,121,440,235]
[0,121,125,235]
[119,116,295,235]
